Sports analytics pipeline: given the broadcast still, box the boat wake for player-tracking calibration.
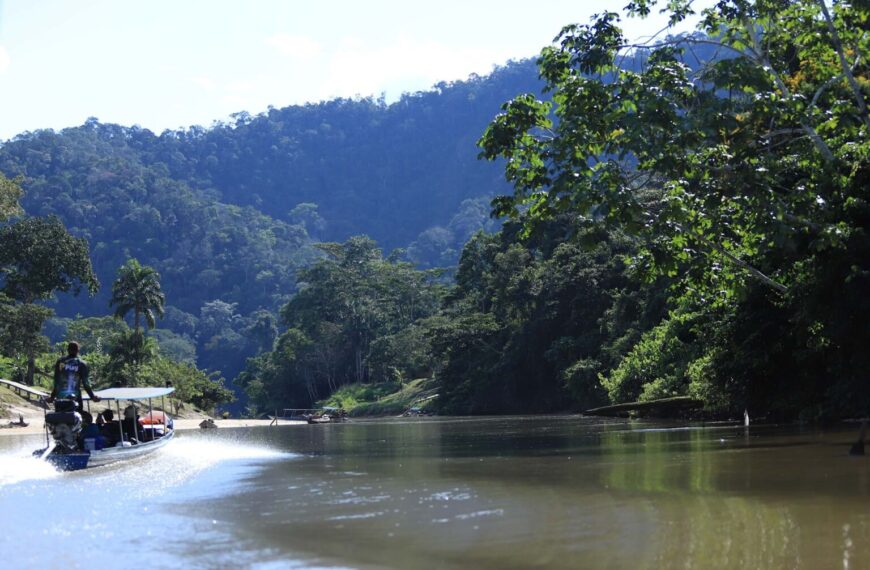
[163,436,293,465]
[0,434,298,568]
[0,433,294,490]
[0,447,61,486]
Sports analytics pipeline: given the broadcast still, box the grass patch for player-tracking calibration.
[318,378,438,417]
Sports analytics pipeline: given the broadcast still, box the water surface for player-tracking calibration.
[1,416,868,569]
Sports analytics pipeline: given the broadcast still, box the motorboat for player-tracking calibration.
[34,386,175,471]
[305,406,349,424]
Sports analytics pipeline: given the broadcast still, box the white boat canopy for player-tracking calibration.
[85,387,175,401]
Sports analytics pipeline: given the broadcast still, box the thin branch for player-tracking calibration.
[743,20,836,163]
[624,37,749,58]
[810,72,846,111]
[817,1,870,130]
[689,227,788,293]
[760,128,804,140]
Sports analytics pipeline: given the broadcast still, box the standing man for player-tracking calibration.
[50,341,100,409]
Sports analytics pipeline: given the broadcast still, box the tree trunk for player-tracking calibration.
[26,356,36,386]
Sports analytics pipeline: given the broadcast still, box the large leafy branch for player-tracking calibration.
[479,0,868,299]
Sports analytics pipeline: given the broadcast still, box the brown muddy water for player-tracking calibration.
[1,416,868,569]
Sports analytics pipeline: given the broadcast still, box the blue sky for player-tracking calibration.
[0,0,710,140]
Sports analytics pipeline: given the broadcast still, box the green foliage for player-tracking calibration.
[66,316,129,354]
[0,295,52,363]
[479,1,868,299]
[148,328,197,364]
[430,219,670,414]
[110,259,165,332]
[601,311,703,404]
[318,378,435,417]
[0,172,23,221]
[138,357,233,412]
[473,1,870,419]
[319,381,401,410]
[104,330,156,386]
[0,183,98,384]
[0,215,99,303]
[239,236,443,413]
[367,324,433,382]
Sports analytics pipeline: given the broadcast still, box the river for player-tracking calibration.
[1,416,868,569]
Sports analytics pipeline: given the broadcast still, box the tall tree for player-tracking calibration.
[478,0,870,417]
[0,295,52,383]
[0,216,99,304]
[0,212,99,384]
[479,0,868,298]
[109,259,165,334]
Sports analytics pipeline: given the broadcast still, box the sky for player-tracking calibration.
[0,0,711,141]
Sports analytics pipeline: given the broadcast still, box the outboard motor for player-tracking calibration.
[44,399,82,452]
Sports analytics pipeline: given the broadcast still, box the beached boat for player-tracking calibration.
[305,406,349,424]
[34,387,175,471]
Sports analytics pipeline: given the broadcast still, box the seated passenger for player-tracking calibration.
[79,412,105,450]
[121,405,143,443]
[98,409,120,446]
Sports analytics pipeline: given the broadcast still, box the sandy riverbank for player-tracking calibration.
[0,417,302,437]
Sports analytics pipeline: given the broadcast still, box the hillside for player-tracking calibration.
[0,59,542,306]
[0,59,543,392]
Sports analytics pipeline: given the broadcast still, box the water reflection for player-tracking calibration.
[2,418,868,569]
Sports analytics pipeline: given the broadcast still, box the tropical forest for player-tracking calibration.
[1,0,868,424]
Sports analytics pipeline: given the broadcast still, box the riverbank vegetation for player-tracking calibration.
[472,0,869,420]
[1,1,867,421]
[0,176,233,412]
[240,0,869,421]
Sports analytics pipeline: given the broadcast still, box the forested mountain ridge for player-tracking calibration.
[0,59,540,314]
[138,60,537,249]
[0,124,317,318]
[0,59,542,393]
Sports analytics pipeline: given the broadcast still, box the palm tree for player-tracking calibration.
[109,259,165,334]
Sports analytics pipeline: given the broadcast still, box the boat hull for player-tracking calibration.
[36,430,175,471]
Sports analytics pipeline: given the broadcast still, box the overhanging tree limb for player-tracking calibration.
[817,0,870,130]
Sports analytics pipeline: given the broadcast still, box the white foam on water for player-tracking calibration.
[0,434,294,496]
[163,436,294,467]
[63,435,300,503]
[0,446,60,487]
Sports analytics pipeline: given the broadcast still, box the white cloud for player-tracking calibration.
[0,46,10,73]
[266,34,322,60]
[319,36,511,101]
